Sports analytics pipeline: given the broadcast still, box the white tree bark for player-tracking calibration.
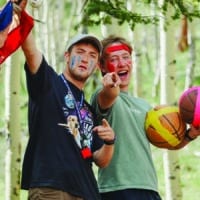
[5,57,11,200]
[159,1,182,200]
[185,20,195,89]
[5,51,21,200]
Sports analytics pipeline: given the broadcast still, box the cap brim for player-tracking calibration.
[66,34,102,53]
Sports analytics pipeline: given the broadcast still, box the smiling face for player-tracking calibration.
[102,42,133,92]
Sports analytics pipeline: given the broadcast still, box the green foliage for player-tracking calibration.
[79,0,200,30]
[163,0,200,21]
[78,0,159,30]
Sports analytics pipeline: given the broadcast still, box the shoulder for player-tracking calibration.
[120,92,152,109]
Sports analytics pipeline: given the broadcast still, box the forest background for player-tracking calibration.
[1,0,200,200]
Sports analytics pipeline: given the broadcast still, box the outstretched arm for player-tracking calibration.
[169,125,200,150]
[98,72,121,110]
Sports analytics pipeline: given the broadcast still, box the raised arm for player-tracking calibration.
[21,31,42,74]
[12,0,42,74]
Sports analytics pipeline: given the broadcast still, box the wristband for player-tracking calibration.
[185,128,195,141]
[104,136,116,145]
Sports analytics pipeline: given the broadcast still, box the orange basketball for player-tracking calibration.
[145,105,186,149]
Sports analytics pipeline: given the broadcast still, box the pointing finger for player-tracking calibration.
[102,118,110,127]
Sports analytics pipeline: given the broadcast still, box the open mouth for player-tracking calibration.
[118,70,128,79]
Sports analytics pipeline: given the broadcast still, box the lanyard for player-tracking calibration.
[60,73,84,132]
[60,74,92,159]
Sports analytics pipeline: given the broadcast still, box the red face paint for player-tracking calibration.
[106,60,115,72]
[105,44,131,72]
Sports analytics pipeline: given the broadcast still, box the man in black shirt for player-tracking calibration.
[13,1,115,200]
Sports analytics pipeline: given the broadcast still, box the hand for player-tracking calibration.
[11,0,27,14]
[188,125,200,139]
[0,26,10,48]
[93,119,115,144]
[10,0,28,30]
[102,72,121,88]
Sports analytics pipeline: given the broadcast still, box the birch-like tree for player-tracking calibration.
[5,51,22,200]
[159,1,182,199]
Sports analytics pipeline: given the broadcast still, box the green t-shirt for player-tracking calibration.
[91,90,158,193]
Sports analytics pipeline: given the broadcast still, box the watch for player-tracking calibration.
[104,136,116,145]
[185,128,195,141]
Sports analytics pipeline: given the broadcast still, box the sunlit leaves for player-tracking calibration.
[79,0,200,30]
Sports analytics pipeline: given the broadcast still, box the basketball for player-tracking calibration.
[179,86,200,128]
[145,105,186,149]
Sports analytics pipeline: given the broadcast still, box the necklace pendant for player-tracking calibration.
[64,94,75,109]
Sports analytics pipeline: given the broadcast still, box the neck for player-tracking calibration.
[62,71,84,90]
[120,85,128,92]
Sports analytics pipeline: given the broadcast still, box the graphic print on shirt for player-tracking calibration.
[62,94,94,153]
[64,93,75,109]
[66,115,81,148]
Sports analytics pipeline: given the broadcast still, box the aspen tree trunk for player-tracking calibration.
[101,17,119,38]
[100,1,140,96]
[30,1,49,60]
[5,58,11,200]
[126,0,141,97]
[159,1,182,200]
[50,0,65,70]
[5,51,21,200]
[185,21,195,89]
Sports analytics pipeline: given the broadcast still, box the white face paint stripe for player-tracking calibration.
[69,56,76,69]
[69,55,96,72]
[70,55,82,69]
[88,60,95,72]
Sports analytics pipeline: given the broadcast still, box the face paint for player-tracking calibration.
[105,44,131,72]
[69,55,82,69]
[77,55,81,63]
[88,60,95,73]
[70,56,76,69]
[106,60,115,72]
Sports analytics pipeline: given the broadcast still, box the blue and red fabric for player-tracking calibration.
[0,1,13,31]
[0,2,34,64]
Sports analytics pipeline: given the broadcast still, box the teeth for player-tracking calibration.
[118,71,127,75]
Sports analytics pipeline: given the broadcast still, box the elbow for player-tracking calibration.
[96,159,111,168]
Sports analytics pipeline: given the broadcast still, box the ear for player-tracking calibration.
[64,52,70,63]
[99,63,107,75]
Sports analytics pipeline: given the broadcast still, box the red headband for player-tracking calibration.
[106,44,131,54]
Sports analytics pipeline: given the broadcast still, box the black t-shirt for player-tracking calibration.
[21,57,103,200]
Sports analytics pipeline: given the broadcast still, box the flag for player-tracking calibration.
[0,10,34,64]
[0,1,13,31]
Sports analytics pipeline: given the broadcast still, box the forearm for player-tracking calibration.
[93,144,114,168]
[98,86,119,109]
[21,32,42,74]
[168,127,199,150]
[98,72,121,109]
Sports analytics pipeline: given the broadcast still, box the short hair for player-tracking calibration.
[100,35,133,66]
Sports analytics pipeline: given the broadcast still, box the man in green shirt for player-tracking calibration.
[91,35,200,200]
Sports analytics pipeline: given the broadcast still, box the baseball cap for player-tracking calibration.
[66,33,102,53]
